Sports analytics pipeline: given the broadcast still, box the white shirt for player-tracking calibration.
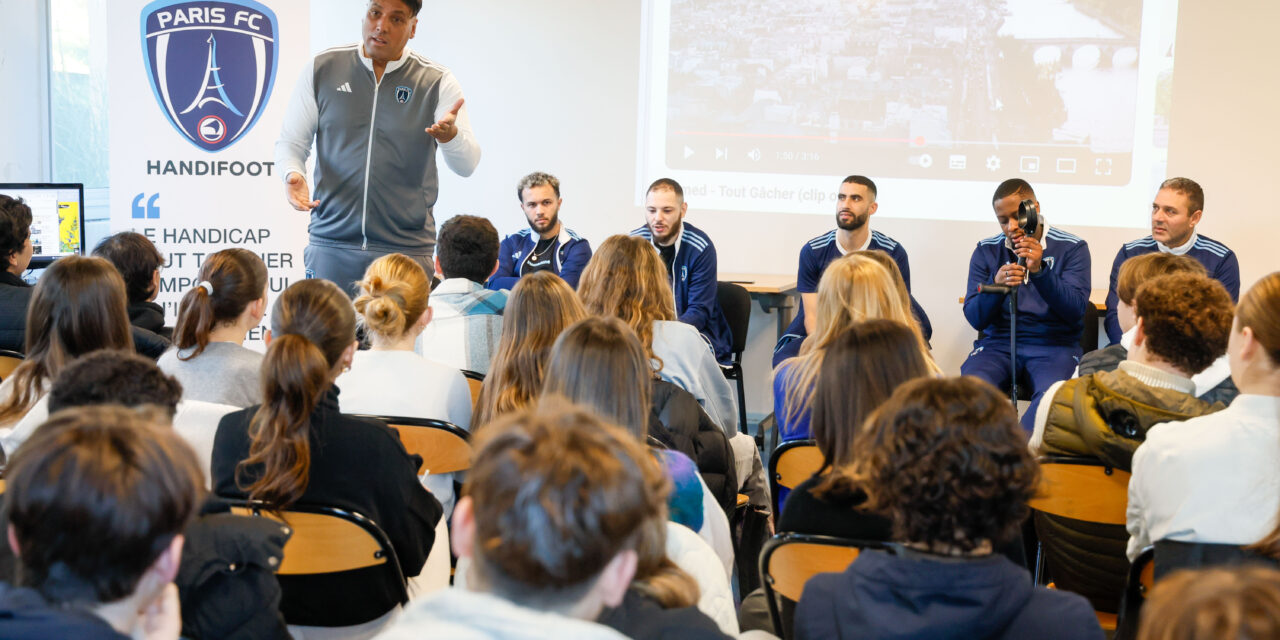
[339,349,473,518]
[651,320,739,434]
[1126,394,1280,559]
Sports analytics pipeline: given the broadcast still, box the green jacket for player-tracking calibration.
[1041,369,1223,471]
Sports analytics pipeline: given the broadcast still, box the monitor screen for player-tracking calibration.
[0,183,85,267]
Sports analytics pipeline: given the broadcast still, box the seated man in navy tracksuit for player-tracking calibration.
[1103,177,1239,344]
[772,175,931,367]
[488,172,592,290]
[630,178,733,365]
[962,179,1091,421]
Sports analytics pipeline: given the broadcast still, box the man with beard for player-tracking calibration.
[1102,177,1238,344]
[488,172,592,290]
[772,175,931,367]
[962,178,1091,415]
[631,178,733,365]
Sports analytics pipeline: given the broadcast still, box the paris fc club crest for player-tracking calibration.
[141,0,278,152]
[395,85,412,104]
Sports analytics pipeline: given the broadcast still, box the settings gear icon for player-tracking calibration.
[986,155,1001,171]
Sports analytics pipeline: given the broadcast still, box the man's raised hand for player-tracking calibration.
[285,172,319,211]
[426,98,464,143]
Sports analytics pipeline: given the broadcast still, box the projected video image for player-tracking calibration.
[662,0,1156,186]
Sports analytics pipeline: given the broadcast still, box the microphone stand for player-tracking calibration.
[978,252,1026,405]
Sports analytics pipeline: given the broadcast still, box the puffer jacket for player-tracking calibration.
[1040,369,1221,471]
[649,379,737,515]
[1036,369,1222,613]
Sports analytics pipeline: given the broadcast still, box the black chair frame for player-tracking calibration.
[759,532,899,639]
[768,438,820,518]
[223,499,408,601]
[717,281,751,434]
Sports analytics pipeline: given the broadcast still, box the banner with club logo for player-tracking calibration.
[109,0,308,348]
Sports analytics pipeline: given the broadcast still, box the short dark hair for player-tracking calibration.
[517,172,560,200]
[1159,177,1205,214]
[1134,272,1234,375]
[436,215,499,284]
[386,0,422,17]
[646,178,683,200]
[3,405,202,604]
[841,175,878,199]
[853,376,1039,552]
[93,232,166,304]
[47,349,183,419]
[465,399,662,608]
[992,178,1036,204]
[0,194,32,267]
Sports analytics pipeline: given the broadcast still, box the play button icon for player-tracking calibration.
[684,146,695,159]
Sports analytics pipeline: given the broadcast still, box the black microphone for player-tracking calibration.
[1015,199,1040,268]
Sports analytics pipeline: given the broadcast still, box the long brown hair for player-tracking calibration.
[1239,273,1280,557]
[810,320,933,477]
[173,248,268,360]
[235,279,355,509]
[779,253,938,428]
[473,271,585,430]
[577,235,677,372]
[0,256,134,425]
[353,253,430,341]
[541,316,652,439]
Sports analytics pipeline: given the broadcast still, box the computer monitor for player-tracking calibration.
[0,183,85,268]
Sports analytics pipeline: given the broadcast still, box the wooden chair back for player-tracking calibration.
[759,533,896,639]
[355,415,472,475]
[0,349,24,381]
[1027,456,1131,526]
[461,369,484,410]
[769,440,823,515]
[228,502,402,581]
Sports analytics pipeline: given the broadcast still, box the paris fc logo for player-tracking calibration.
[141,0,278,152]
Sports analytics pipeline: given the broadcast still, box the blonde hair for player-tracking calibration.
[577,235,677,372]
[473,272,586,430]
[353,254,430,341]
[779,253,938,426]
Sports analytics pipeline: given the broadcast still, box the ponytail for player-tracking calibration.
[173,285,217,360]
[235,333,331,509]
[173,249,268,360]
[234,278,355,510]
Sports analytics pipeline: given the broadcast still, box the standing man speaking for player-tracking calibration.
[276,0,481,293]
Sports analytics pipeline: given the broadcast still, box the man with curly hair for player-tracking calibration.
[1029,270,1235,614]
[794,376,1102,640]
[0,195,34,353]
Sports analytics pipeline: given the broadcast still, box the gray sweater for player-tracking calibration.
[158,342,263,408]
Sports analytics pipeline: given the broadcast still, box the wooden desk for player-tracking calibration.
[720,272,798,340]
[959,289,1108,311]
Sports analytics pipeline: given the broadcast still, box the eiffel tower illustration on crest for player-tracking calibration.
[180,34,244,116]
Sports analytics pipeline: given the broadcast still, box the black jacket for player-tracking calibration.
[211,386,443,626]
[0,583,128,639]
[177,501,292,640]
[129,300,172,340]
[0,271,31,354]
[0,271,169,360]
[649,379,737,514]
[795,550,1103,640]
[599,588,731,640]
